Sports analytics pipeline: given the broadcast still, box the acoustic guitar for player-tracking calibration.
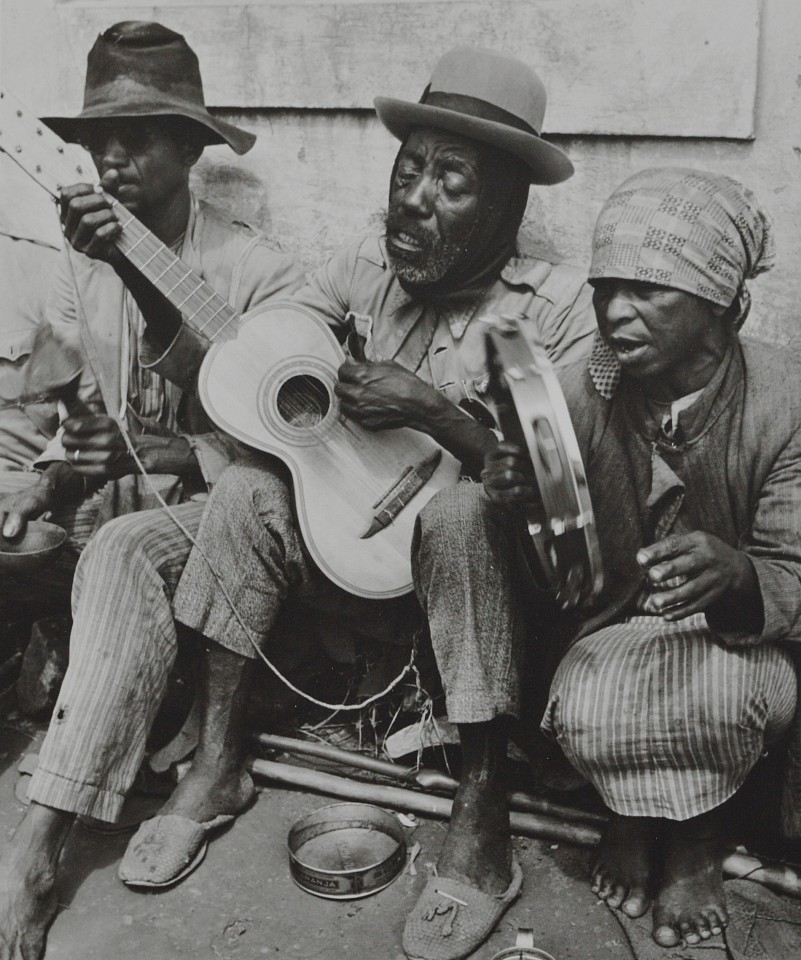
[0,90,461,599]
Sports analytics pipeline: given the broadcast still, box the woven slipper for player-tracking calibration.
[118,813,234,889]
[403,860,523,960]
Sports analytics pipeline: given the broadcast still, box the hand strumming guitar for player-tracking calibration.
[335,358,497,478]
[335,358,441,430]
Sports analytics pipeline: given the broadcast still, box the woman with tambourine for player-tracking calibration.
[482,167,800,950]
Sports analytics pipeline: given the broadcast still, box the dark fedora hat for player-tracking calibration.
[374,48,572,185]
[43,21,255,155]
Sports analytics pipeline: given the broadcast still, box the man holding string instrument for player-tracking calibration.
[0,21,303,614]
[0,21,304,959]
[0,45,594,960]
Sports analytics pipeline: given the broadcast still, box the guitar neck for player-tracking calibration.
[110,197,240,343]
[0,89,239,343]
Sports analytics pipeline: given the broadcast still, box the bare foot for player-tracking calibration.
[0,836,59,960]
[652,817,728,947]
[159,762,255,824]
[436,778,512,895]
[591,815,656,918]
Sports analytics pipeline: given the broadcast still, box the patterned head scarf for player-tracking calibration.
[588,167,775,398]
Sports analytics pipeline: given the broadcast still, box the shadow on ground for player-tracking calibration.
[0,723,632,960]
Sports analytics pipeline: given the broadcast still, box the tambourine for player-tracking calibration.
[484,315,603,609]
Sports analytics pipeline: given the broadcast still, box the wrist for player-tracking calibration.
[40,461,84,505]
[134,434,197,477]
[412,389,457,436]
[732,551,759,598]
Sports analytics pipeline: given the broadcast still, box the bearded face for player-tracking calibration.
[383,207,476,285]
[384,128,481,287]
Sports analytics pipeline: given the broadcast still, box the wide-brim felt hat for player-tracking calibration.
[374,47,572,185]
[43,21,255,155]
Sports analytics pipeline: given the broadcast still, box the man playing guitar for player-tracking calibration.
[0,45,593,960]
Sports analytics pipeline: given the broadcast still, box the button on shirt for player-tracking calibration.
[291,236,597,414]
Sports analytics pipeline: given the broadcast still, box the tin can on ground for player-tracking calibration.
[491,928,556,960]
[288,802,407,900]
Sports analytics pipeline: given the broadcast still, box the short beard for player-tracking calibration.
[383,210,472,287]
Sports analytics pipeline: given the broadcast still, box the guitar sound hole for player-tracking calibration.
[276,375,330,427]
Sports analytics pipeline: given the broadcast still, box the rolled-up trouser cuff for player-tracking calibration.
[27,765,126,822]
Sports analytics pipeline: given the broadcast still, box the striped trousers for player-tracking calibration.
[0,471,183,613]
[26,460,419,821]
[407,482,800,822]
[544,616,798,820]
[27,499,204,820]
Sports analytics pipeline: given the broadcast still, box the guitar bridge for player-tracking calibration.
[360,449,443,539]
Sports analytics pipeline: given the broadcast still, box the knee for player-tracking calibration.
[72,513,159,607]
[81,512,154,571]
[209,463,260,507]
[416,482,489,548]
[208,462,292,524]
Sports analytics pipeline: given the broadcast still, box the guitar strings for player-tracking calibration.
[273,376,414,505]
[122,226,411,501]
[125,228,399,500]
[116,218,238,342]
[121,226,395,500]
[64,240,415,712]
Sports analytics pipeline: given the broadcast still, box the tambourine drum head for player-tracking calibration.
[484,317,603,607]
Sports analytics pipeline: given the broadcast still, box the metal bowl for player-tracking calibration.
[491,929,556,960]
[288,802,407,900]
[0,521,67,574]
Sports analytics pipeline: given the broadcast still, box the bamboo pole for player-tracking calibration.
[248,758,801,900]
[250,732,607,826]
[251,757,605,847]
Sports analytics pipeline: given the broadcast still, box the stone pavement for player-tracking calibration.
[0,720,632,960]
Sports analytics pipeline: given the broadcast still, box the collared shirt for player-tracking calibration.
[146,233,594,483]
[288,235,596,414]
[0,234,59,470]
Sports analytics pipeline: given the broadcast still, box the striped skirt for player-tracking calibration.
[542,615,797,820]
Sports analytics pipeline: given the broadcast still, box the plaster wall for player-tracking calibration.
[3,0,801,346]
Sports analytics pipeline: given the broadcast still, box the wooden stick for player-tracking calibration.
[0,652,22,683]
[250,732,607,826]
[723,851,801,899]
[250,757,603,847]
[248,758,801,899]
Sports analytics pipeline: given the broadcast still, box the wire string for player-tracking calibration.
[65,228,415,712]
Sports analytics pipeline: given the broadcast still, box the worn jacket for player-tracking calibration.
[560,336,801,832]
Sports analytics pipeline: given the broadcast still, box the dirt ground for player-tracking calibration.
[0,718,633,960]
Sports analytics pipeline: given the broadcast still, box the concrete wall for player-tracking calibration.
[3,0,801,346]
